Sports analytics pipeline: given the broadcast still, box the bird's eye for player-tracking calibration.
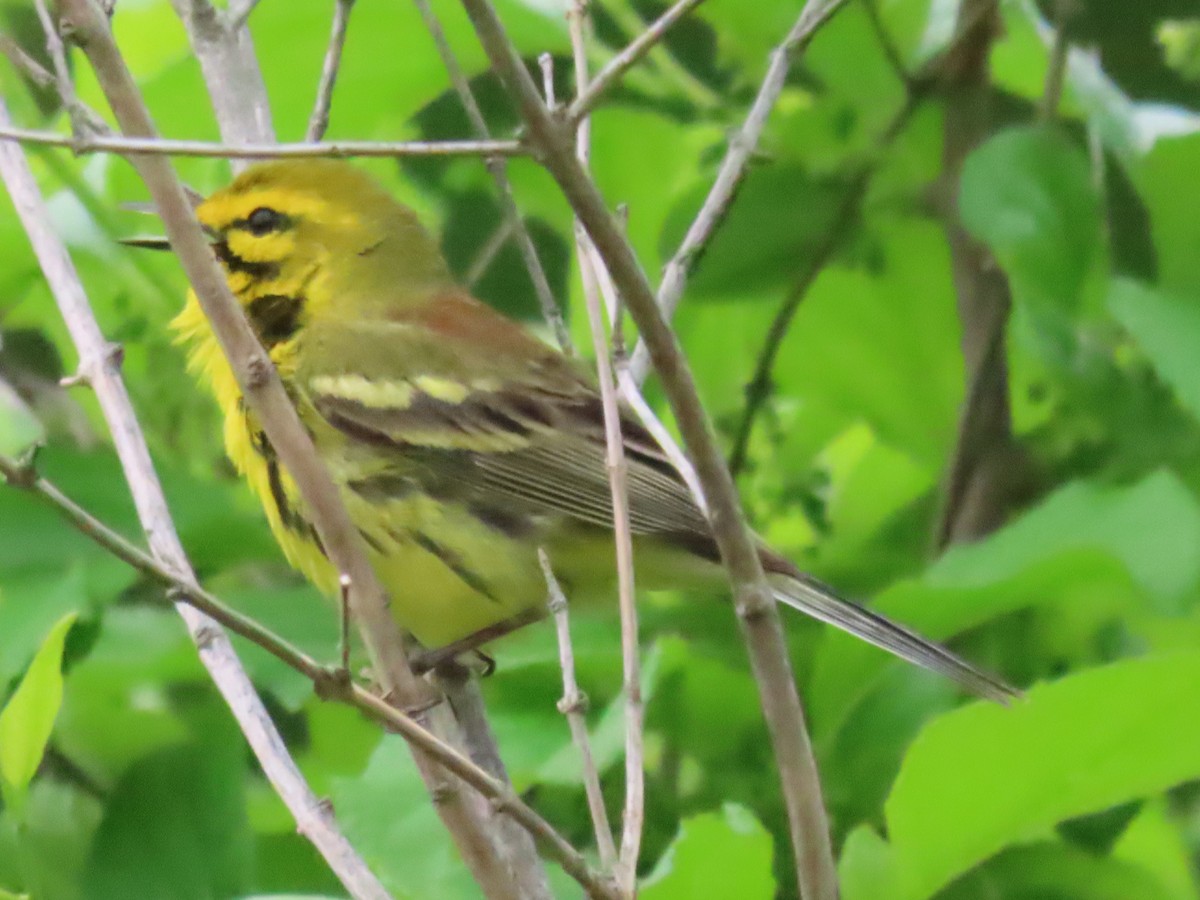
[244,206,288,236]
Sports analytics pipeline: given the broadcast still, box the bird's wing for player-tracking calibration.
[301,291,1017,702]
[298,291,711,540]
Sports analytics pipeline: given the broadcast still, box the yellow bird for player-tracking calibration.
[165,160,1011,701]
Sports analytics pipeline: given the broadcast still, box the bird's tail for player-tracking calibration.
[771,571,1018,703]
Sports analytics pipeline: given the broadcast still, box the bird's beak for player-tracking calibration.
[119,224,220,252]
[118,190,211,251]
[119,234,175,251]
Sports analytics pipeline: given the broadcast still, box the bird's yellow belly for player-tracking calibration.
[347,490,546,648]
[229,407,545,648]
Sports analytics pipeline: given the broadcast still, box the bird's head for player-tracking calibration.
[195,160,452,311]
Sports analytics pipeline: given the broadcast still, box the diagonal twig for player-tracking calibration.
[56,3,525,894]
[28,2,109,135]
[0,30,54,89]
[629,0,850,384]
[306,0,355,142]
[409,0,572,354]
[567,0,710,122]
[0,97,391,900]
[0,453,620,900]
[457,1,838,895]
[934,0,1021,549]
[727,93,923,477]
[227,0,265,32]
[169,0,275,160]
[465,215,517,287]
[567,2,643,886]
[539,549,617,870]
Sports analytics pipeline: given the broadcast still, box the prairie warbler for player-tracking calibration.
[162,160,1011,700]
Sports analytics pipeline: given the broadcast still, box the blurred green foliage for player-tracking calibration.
[2,0,1200,897]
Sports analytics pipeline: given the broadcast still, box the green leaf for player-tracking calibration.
[54,607,197,780]
[927,469,1200,604]
[0,779,103,900]
[1135,133,1200,295]
[658,166,847,299]
[1109,277,1200,422]
[590,107,715,274]
[0,567,89,687]
[0,385,42,458]
[959,126,1100,310]
[883,652,1200,899]
[936,842,1178,900]
[83,741,253,900]
[809,470,1200,743]
[0,612,76,817]
[537,641,667,785]
[771,219,966,468]
[1111,801,1197,900]
[640,804,775,900]
[838,825,900,900]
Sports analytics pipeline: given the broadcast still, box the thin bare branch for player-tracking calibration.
[0,123,526,158]
[169,0,275,159]
[0,98,391,900]
[409,0,572,354]
[539,549,617,869]
[56,3,521,893]
[465,215,516,287]
[935,0,1025,549]
[456,3,835,897]
[728,95,922,476]
[630,0,850,384]
[601,0,717,111]
[0,453,620,900]
[27,4,109,135]
[410,607,546,675]
[306,0,355,142]
[567,0,710,122]
[33,0,86,130]
[227,0,265,32]
[567,2,643,886]
[616,368,706,510]
[862,0,910,88]
[0,30,54,89]
[458,1,837,896]
[1039,0,1074,123]
[432,663,554,900]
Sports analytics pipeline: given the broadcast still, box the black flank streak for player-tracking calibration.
[308,524,327,558]
[410,530,502,604]
[347,473,418,502]
[358,528,386,554]
[478,402,532,437]
[505,392,554,428]
[266,455,307,536]
[255,427,325,556]
[317,401,403,449]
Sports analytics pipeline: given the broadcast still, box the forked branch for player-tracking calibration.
[0,453,619,900]
[457,0,837,895]
[56,1,523,894]
[0,97,390,900]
